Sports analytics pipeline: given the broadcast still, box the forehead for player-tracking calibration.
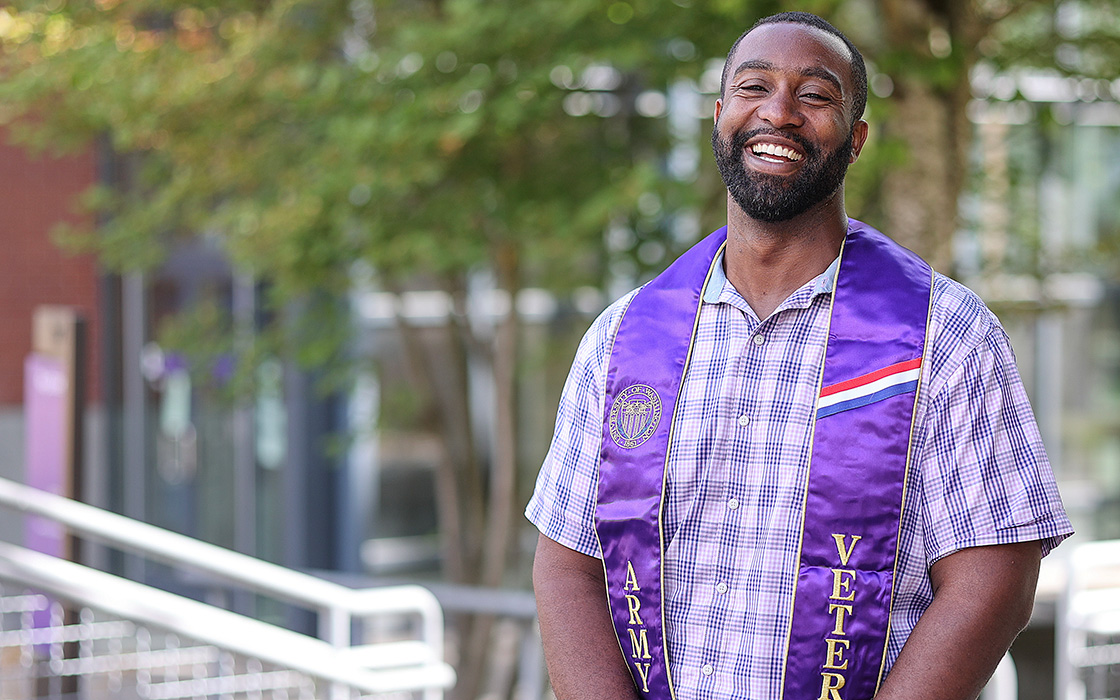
[729,22,854,90]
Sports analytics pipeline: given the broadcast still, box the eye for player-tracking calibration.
[737,83,767,95]
[801,90,832,104]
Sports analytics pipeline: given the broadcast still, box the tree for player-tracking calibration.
[0,1,759,697]
[819,0,1120,271]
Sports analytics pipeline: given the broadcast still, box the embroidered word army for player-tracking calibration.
[819,534,862,700]
[622,561,653,692]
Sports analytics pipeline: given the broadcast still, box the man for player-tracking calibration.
[527,11,1072,700]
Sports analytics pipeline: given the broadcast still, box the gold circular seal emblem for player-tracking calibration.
[609,384,662,449]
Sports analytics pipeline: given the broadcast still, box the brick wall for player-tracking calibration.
[0,130,101,406]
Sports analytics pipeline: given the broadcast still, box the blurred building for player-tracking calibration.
[0,133,362,598]
[0,132,102,547]
[962,71,1120,544]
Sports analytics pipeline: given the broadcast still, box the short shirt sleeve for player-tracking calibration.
[525,293,635,558]
[917,317,1073,564]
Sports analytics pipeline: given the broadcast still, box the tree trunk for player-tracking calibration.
[481,243,520,592]
[876,0,982,273]
[386,279,485,585]
[879,76,963,272]
[454,242,521,700]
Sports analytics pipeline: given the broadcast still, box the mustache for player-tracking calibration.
[728,128,819,160]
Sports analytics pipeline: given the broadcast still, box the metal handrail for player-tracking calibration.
[1056,538,1120,700]
[0,477,443,649]
[0,541,454,694]
[979,653,1018,700]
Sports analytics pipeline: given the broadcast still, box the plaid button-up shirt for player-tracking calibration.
[526,253,1072,700]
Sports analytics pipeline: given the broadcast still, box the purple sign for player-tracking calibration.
[24,352,69,556]
[24,352,70,640]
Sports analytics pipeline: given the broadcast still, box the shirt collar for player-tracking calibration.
[702,249,840,306]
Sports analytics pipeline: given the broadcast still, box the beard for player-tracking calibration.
[711,125,854,223]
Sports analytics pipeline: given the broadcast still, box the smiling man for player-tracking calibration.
[527,11,1072,700]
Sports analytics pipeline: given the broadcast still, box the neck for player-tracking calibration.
[723,195,848,319]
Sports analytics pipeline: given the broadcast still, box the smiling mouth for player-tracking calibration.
[750,142,803,163]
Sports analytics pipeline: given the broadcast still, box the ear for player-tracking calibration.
[849,120,869,163]
[714,98,723,123]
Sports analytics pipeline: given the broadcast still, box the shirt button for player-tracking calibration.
[737,414,750,427]
[701,664,714,676]
[715,582,728,594]
[752,334,766,346]
[727,498,739,510]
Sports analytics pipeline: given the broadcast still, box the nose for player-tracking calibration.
[756,88,804,129]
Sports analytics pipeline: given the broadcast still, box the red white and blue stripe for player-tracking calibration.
[816,358,922,419]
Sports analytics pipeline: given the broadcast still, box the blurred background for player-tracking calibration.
[0,1,1118,699]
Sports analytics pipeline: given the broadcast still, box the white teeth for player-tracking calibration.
[751,142,802,161]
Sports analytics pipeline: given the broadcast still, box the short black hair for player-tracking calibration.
[719,11,868,126]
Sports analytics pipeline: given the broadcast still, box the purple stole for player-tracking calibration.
[595,219,932,700]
